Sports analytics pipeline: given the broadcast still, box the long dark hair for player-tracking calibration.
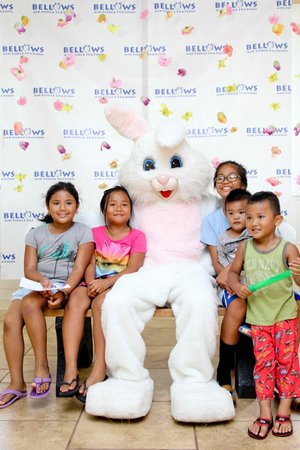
[100,185,132,227]
[41,182,80,223]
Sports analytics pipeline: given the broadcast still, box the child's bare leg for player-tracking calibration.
[221,297,247,344]
[0,301,26,405]
[21,292,49,393]
[273,398,293,435]
[248,399,272,438]
[78,291,107,396]
[60,286,91,393]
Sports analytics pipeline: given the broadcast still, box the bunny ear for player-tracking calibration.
[104,104,151,140]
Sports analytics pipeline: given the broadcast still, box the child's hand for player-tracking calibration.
[47,291,64,309]
[289,257,300,276]
[216,269,232,292]
[40,276,52,289]
[88,278,111,296]
[234,283,252,299]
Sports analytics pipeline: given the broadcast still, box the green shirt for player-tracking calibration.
[244,239,297,326]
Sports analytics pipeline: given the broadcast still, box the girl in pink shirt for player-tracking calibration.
[59,186,147,401]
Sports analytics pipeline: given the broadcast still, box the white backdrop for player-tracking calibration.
[1,0,299,278]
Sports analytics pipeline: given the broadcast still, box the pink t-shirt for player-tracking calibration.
[92,226,147,278]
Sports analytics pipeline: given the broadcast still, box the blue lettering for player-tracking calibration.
[91,129,104,136]
[94,170,117,177]
[181,3,196,10]
[244,1,257,6]
[0,87,14,95]
[244,85,258,92]
[121,89,134,95]
[30,46,44,52]
[1,170,15,177]
[90,46,104,53]
[0,4,13,11]
[60,4,75,11]
[274,42,288,50]
[277,0,291,6]
[31,212,45,219]
[61,171,75,177]
[152,45,166,53]
[276,169,291,175]
[247,169,258,176]
[2,254,16,261]
[30,129,45,136]
[214,128,227,134]
[122,3,135,11]
[276,127,288,134]
[276,85,291,92]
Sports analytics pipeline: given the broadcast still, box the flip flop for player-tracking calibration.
[0,389,27,409]
[248,417,273,440]
[29,374,52,399]
[272,415,293,437]
[75,380,88,404]
[57,375,79,398]
[76,375,108,404]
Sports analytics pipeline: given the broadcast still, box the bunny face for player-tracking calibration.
[104,104,213,206]
[118,126,212,206]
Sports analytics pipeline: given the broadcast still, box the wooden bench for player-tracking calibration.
[44,307,256,399]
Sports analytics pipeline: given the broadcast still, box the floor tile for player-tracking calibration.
[71,402,196,449]
[143,326,176,346]
[0,370,9,382]
[195,419,300,450]
[1,355,57,383]
[0,382,82,421]
[149,368,172,402]
[1,305,300,450]
[146,317,176,329]
[0,420,76,450]
[144,346,173,369]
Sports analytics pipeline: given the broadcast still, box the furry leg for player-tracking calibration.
[168,265,235,422]
[86,270,168,418]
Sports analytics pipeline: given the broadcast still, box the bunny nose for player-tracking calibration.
[157,175,169,186]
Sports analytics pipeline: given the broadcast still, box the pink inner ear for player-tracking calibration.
[104,105,151,140]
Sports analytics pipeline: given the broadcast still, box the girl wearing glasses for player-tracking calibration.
[201,160,249,403]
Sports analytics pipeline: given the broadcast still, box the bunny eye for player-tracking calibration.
[170,155,183,169]
[143,158,156,171]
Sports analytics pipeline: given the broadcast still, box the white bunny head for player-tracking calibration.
[105,104,212,206]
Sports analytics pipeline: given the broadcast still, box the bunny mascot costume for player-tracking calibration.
[86,105,235,423]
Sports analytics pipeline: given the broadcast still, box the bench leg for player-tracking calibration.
[234,334,256,398]
[55,317,93,396]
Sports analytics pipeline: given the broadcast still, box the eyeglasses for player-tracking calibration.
[215,173,241,184]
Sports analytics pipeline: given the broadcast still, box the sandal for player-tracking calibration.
[0,389,27,409]
[248,417,273,440]
[75,380,88,404]
[75,375,108,404]
[272,415,293,437]
[58,375,79,398]
[29,374,52,399]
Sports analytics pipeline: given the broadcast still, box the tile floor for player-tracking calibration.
[0,310,300,450]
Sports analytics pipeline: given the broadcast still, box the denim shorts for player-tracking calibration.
[11,287,60,301]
